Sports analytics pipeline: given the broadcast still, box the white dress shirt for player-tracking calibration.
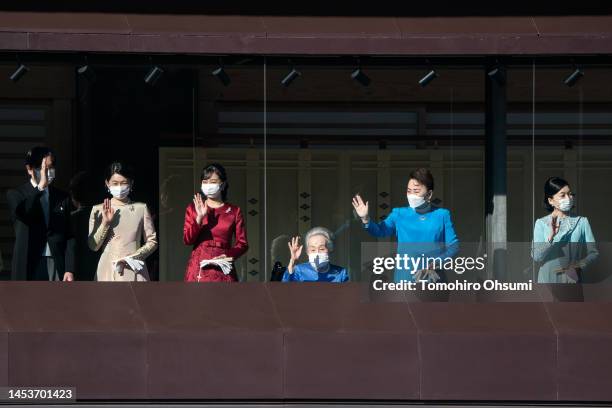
[30,179,52,256]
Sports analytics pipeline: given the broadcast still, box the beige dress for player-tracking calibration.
[88,200,158,281]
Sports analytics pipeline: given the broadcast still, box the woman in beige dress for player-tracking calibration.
[88,162,157,281]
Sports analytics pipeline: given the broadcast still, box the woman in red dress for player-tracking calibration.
[183,163,248,282]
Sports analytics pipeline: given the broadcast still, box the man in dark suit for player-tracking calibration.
[6,146,75,281]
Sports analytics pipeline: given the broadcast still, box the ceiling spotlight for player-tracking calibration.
[235,58,253,65]
[77,64,96,83]
[418,69,438,87]
[9,64,29,82]
[212,66,231,86]
[144,65,164,86]
[351,68,370,87]
[563,67,583,87]
[281,68,301,87]
[487,65,506,85]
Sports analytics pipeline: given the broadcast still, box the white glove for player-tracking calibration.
[200,258,233,275]
[124,257,145,272]
[113,257,145,275]
[414,268,440,283]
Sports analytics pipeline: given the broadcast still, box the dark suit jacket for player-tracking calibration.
[6,182,75,281]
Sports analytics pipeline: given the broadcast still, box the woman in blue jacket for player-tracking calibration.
[352,168,459,283]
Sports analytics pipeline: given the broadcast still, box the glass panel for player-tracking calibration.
[158,60,266,282]
[262,60,485,290]
[532,64,611,298]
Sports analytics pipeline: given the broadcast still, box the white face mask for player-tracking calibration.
[407,193,428,208]
[557,196,574,212]
[109,185,130,199]
[34,168,55,185]
[308,252,330,271]
[201,182,222,198]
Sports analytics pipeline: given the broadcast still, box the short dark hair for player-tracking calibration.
[543,177,570,212]
[25,146,54,168]
[105,161,135,182]
[200,163,229,201]
[408,167,434,191]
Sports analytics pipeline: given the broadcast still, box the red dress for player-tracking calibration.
[183,201,249,282]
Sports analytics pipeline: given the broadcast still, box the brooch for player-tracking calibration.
[225,207,231,213]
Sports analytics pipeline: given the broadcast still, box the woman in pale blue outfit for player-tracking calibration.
[352,168,459,283]
[282,227,349,282]
[532,177,598,283]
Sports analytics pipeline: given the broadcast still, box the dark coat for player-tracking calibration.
[6,182,75,280]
